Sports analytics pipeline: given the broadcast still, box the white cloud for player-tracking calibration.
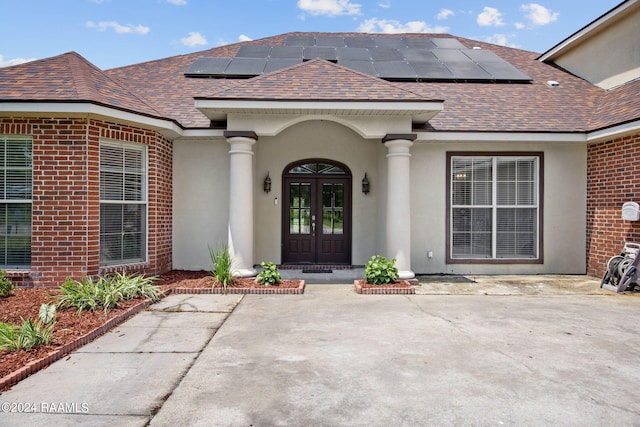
[238,34,253,42]
[358,18,448,34]
[86,21,150,35]
[378,1,391,8]
[214,35,255,46]
[437,8,454,20]
[521,3,559,26]
[514,22,525,29]
[0,54,36,68]
[297,0,362,17]
[180,32,207,47]
[167,0,187,4]
[477,7,505,27]
[484,34,518,48]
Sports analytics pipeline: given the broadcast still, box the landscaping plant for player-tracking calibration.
[364,254,399,285]
[0,303,56,351]
[209,244,235,293]
[0,269,15,298]
[57,273,161,314]
[257,261,281,286]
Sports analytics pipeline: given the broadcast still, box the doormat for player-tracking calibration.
[302,269,333,274]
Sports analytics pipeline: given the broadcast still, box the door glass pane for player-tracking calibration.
[300,209,310,234]
[322,183,344,235]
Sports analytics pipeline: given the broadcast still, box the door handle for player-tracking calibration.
[312,221,316,236]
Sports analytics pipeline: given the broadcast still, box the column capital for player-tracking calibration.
[224,130,258,140]
[382,133,417,143]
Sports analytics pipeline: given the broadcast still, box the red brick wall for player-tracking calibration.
[586,131,640,277]
[0,117,172,287]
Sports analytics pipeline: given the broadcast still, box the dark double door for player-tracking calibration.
[282,174,351,265]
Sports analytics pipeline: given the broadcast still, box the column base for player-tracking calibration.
[233,268,258,278]
[398,270,415,280]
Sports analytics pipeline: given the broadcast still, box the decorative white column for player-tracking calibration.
[384,133,417,280]
[224,131,257,277]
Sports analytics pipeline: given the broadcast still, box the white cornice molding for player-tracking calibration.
[415,131,587,143]
[586,120,640,143]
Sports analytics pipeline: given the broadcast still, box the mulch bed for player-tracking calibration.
[0,270,303,391]
[170,271,305,294]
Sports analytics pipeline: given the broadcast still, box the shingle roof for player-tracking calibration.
[0,52,164,118]
[204,58,436,101]
[1,32,637,134]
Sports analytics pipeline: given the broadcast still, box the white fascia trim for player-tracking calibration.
[180,129,226,139]
[539,0,638,62]
[587,120,640,143]
[195,99,444,114]
[416,131,587,143]
[0,102,182,136]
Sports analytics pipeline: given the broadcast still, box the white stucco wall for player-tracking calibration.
[410,141,587,274]
[173,138,230,270]
[172,124,587,275]
[254,120,381,265]
[552,6,640,89]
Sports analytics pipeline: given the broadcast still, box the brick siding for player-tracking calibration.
[586,131,640,278]
[0,117,172,287]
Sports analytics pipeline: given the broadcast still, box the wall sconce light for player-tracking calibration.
[362,173,370,195]
[263,173,271,193]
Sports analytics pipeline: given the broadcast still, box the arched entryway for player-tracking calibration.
[282,159,352,265]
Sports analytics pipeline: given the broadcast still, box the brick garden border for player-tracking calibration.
[173,280,305,295]
[0,297,154,391]
[354,280,415,295]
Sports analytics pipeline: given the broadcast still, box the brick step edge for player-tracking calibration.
[0,299,153,391]
[354,280,416,295]
[173,280,305,295]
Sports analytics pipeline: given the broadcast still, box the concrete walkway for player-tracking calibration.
[1,283,639,426]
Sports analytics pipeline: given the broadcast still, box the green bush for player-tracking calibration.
[57,273,161,314]
[0,270,15,298]
[257,262,281,286]
[364,254,399,285]
[209,244,235,293]
[0,303,56,351]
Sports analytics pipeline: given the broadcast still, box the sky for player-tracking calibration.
[0,0,623,70]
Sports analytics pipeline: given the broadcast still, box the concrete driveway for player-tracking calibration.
[1,280,639,426]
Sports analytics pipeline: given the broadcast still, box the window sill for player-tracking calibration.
[447,258,543,265]
[100,262,150,275]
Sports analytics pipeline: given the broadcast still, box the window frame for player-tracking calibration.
[446,152,544,264]
[99,140,148,267]
[0,136,32,269]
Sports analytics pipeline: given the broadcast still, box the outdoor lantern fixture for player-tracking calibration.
[362,173,370,195]
[263,173,272,193]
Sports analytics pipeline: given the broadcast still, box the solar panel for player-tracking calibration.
[345,36,376,48]
[337,47,372,61]
[224,58,267,76]
[285,35,316,46]
[374,61,417,79]
[431,38,466,49]
[410,61,454,80]
[303,47,337,61]
[184,57,231,76]
[371,37,407,48]
[264,58,302,73]
[403,37,436,48]
[370,47,404,61]
[336,60,378,76]
[270,46,304,59]
[315,36,345,47]
[185,35,532,82]
[235,45,271,58]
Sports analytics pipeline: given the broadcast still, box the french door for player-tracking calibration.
[282,161,351,265]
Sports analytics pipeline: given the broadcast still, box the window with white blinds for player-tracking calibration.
[0,137,32,268]
[100,142,147,266]
[450,155,540,260]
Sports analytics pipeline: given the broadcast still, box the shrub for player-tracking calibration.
[209,244,235,293]
[364,254,399,285]
[0,270,15,298]
[57,273,161,314]
[257,262,281,286]
[0,303,56,351]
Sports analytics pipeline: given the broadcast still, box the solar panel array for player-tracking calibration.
[185,35,531,82]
